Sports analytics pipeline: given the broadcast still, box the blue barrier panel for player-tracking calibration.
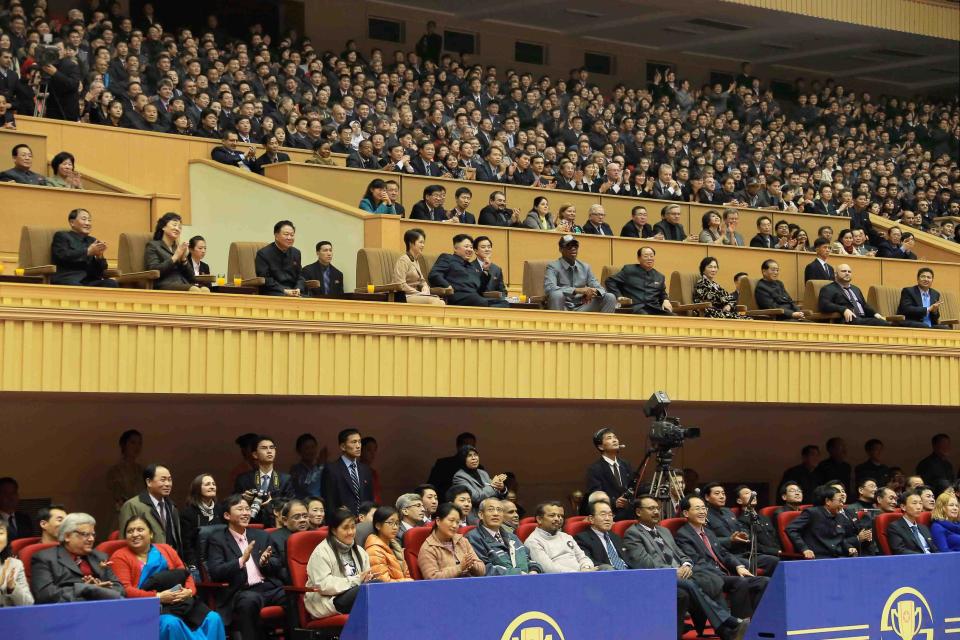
[746,553,959,640]
[341,569,676,639]
[0,597,159,639]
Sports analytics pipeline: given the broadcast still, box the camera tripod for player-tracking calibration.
[630,446,685,518]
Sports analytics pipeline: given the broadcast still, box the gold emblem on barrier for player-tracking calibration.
[501,612,566,640]
[880,587,934,640]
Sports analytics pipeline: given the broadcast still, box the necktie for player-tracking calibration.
[158,500,167,529]
[6,514,16,538]
[842,287,865,316]
[911,525,930,554]
[604,533,628,570]
[494,531,503,544]
[349,462,361,510]
[652,530,674,565]
[699,530,728,574]
[612,462,623,491]
[920,291,931,327]
[323,269,331,294]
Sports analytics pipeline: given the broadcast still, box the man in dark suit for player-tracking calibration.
[887,491,938,555]
[474,235,506,296]
[409,184,448,222]
[702,482,778,575]
[778,445,820,504]
[749,216,776,248]
[0,476,34,540]
[118,464,183,553]
[582,428,634,520]
[207,495,285,640]
[409,140,443,177]
[49,208,118,287]
[346,139,382,170]
[803,238,835,282]
[624,496,748,640]
[31,513,125,603]
[652,164,684,201]
[234,436,295,526]
[41,53,82,121]
[653,204,690,241]
[448,186,478,224]
[605,246,674,315]
[811,185,838,215]
[848,193,880,246]
[478,191,521,226]
[302,241,344,297]
[255,220,306,296]
[574,500,629,570]
[675,496,768,619]
[321,428,375,515]
[619,205,657,238]
[211,129,257,171]
[755,259,804,319]
[475,147,508,183]
[427,433,477,501]
[814,437,852,489]
[428,234,510,307]
[581,204,614,236]
[897,267,948,328]
[818,264,890,326]
[785,486,859,558]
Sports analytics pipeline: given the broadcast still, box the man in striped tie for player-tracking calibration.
[321,428,374,516]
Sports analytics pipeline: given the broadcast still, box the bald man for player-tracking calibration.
[817,264,890,326]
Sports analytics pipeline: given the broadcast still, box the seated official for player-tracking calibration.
[417,503,485,580]
[210,129,256,171]
[447,485,480,526]
[733,486,783,561]
[451,445,508,508]
[467,498,541,576]
[395,494,425,542]
[478,190,522,226]
[0,520,33,606]
[574,500,629,571]
[394,228,444,305]
[302,241,344,296]
[785,486,859,558]
[581,204,614,236]
[876,227,917,260]
[755,260,805,320]
[702,483,779,575]
[252,133,290,175]
[447,186,477,224]
[898,267,949,329]
[346,139,382,171]
[50,208,118,287]
[206,495,285,639]
[233,435,295,527]
[145,212,209,292]
[307,497,326,530]
[0,143,48,185]
[429,234,510,307]
[118,464,183,555]
[545,235,617,313]
[112,515,225,640]
[874,486,900,515]
[31,512,125,603]
[358,178,398,214]
[694,258,749,320]
[473,236,507,297]
[255,220,306,296]
[620,205,660,239]
[409,184,449,222]
[930,491,960,552]
[364,506,412,582]
[605,246,674,316]
[47,151,83,189]
[303,508,374,618]
[187,236,210,278]
[887,491,938,555]
[818,264,890,326]
[523,196,556,230]
[653,204,694,241]
[417,485,440,523]
[674,496,768,620]
[179,474,218,579]
[624,497,747,640]
[525,501,595,573]
[269,500,309,583]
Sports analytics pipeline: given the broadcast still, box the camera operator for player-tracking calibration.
[582,428,634,521]
[38,42,81,121]
[0,49,19,105]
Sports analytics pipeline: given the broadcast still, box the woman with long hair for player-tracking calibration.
[304,508,373,619]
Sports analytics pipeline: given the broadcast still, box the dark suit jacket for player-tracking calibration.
[346,153,382,170]
[409,200,448,222]
[301,262,344,296]
[887,518,938,555]
[321,457,374,515]
[206,525,284,623]
[811,200,838,216]
[605,265,667,313]
[427,454,460,501]
[849,209,880,246]
[706,506,747,552]
[429,253,501,306]
[749,233,775,249]
[448,209,477,224]
[755,278,799,315]
[253,151,291,175]
[652,182,683,201]
[255,243,305,295]
[478,205,514,227]
[574,528,626,567]
[582,221,614,236]
[818,282,878,318]
[475,162,507,184]
[653,220,687,241]
[803,259,834,282]
[211,146,255,170]
[619,221,655,238]
[409,156,443,177]
[44,58,82,121]
[50,231,111,285]
[785,506,857,557]
[675,523,743,577]
[144,239,198,290]
[898,286,940,325]
[483,262,508,296]
[623,523,690,569]
[4,511,34,539]
[582,457,634,520]
[31,545,125,603]
[234,470,295,526]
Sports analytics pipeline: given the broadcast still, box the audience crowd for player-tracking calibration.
[0,427,956,639]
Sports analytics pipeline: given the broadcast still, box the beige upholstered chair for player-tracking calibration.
[18,226,60,283]
[227,241,320,293]
[117,232,160,288]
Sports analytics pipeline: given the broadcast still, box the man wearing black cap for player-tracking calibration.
[544,235,617,313]
[737,177,765,209]
[582,428,634,520]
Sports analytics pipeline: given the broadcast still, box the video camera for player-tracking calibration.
[643,391,700,451]
[36,45,60,68]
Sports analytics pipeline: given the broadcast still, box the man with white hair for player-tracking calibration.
[30,513,125,603]
[395,493,425,542]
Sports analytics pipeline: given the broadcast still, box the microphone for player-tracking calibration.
[618,444,627,449]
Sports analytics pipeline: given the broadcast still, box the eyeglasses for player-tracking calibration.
[289,513,309,520]
[72,531,97,539]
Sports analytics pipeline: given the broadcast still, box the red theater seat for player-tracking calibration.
[566,515,587,524]
[658,518,687,536]
[247,523,265,529]
[459,525,476,535]
[107,530,120,540]
[18,542,57,581]
[563,520,592,537]
[519,516,537,526]
[917,511,932,528]
[874,512,901,555]
[516,522,538,542]
[96,540,127,557]
[10,536,40,557]
[776,511,807,559]
[612,520,638,538]
[402,526,433,580]
[759,506,779,520]
[285,530,348,631]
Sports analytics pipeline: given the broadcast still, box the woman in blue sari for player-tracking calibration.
[112,515,225,640]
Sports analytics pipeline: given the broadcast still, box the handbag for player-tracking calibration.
[141,568,212,630]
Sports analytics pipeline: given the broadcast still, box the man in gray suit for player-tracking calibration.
[544,235,617,313]
[623,496,748,640]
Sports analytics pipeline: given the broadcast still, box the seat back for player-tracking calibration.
[519,516,537,526]
[874,512,900,555]
[599,265,621,286]
[658,518,686,536]
[565,515,587,524]
[562,519,592,537]
[516,522,538,542]
[18,226,57,268]
[777,510,803,556]
[941,291,959,326]
[611,519,637,539]
[402,525,433,581]
[286,530,328,627]
[227,242,263,281]
[118,232,153,274]
[355,247,404,288]
[916,511,932,528]
[867,285,901,317]
[19,542,58,581]
[458,525,476,535]
[803,279,833,312]
[669,272,700,311]
[107,530,120,541]
[522,261,551,298]
[10,536,41,557]
[96,540,128,557]
[420,253,441,276]
[759,506,779,521]
[737,277,762,310]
